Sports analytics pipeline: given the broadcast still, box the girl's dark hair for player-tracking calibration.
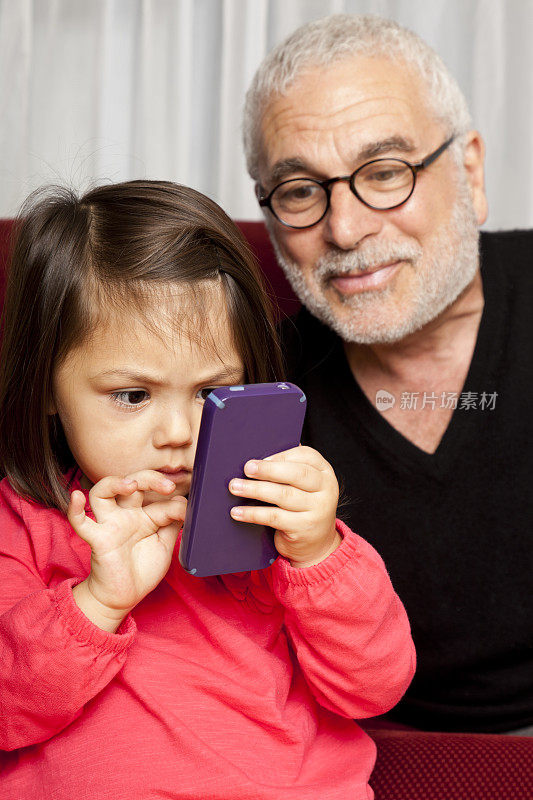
[0,180,283,511]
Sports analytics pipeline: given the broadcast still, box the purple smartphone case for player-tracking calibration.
[179,382,306,577]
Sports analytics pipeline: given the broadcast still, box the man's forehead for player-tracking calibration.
[264,54,428,122]
[259,55,435,178]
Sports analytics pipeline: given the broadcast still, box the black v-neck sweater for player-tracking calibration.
[281,230,533,732]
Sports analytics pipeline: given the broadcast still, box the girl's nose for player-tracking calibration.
[152,410,193,449]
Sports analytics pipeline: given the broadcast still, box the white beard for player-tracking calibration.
[270,172,480,345]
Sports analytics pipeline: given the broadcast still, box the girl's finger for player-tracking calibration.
[67,490,99,542]
[263,445,329,470]
[229,478,308,512]
[243,458,322,493]
[120,470,177,496]
[110,470,176,510]
[116,490,146,509]
[230,503,297,532]
[154,521,181,554]
[142,495,188,530]
[88,475,139,518]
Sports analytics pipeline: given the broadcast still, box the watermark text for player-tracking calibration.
[375,390,498,412]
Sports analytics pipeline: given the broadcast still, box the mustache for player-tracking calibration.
[315,241,422,278]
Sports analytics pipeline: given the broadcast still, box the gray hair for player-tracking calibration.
[243,14,472,180]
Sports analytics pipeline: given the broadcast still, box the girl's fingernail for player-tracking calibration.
[162,479,175,489]
[230,479,244,492]
[245,460,259,475]
[230,507,243,518]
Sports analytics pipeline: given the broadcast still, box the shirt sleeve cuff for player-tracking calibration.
[53,577,137,653]
[270,519,360,589]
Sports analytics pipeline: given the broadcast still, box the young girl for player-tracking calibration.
[0,180,414,799]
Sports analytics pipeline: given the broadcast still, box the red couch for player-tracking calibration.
[1,216,532,798]
[236,221,301,318]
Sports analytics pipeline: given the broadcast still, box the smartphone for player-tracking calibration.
[179,382,307,577]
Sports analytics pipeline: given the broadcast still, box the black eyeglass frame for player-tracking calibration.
[257,135,456,229]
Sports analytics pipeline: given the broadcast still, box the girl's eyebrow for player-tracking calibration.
[200,367,245,385]
[93,368,165,384]
[92,366,244,385]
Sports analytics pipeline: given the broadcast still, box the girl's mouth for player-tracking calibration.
[158,466,192,483]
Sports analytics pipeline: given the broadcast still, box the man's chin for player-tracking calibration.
[307,300,419,345]
[279,244,480,345]
[290,280,412,344]
[305,264,479,346]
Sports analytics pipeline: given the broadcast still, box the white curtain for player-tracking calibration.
[1,0,532,229]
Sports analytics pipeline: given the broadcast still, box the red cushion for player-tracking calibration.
[0,219,13,305]
[368,728,533,800]
[235,221,300,318]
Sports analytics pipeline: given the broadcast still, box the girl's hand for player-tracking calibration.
[68,471,187,631]
[228,446,341,568]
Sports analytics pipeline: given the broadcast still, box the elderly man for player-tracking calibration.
[243,15,533,734]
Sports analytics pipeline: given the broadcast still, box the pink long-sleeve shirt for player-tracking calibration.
[0,473,415,799]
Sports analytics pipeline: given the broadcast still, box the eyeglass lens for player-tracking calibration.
[271,159,415,227]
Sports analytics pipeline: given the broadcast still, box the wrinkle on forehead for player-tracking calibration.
[259,56,436,179]
[264,90,416,134]
[268,134,418,185]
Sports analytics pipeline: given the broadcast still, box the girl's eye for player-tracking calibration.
[196,387,216,402]
[111,390,150,408]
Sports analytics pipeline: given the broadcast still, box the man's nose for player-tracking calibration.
[323,181,384,250]
[152,409,193,449]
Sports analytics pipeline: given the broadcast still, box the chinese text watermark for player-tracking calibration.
[375,390,498,412]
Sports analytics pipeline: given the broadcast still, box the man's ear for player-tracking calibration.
[462,130,488,225]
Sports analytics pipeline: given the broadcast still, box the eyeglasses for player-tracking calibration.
[257,136,456,229]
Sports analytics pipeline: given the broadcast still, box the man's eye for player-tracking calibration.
[370,168,401,182]
[111,390,149,408]
[276,181,321,207]
[363,163,410,185]
[286,184,316,199]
